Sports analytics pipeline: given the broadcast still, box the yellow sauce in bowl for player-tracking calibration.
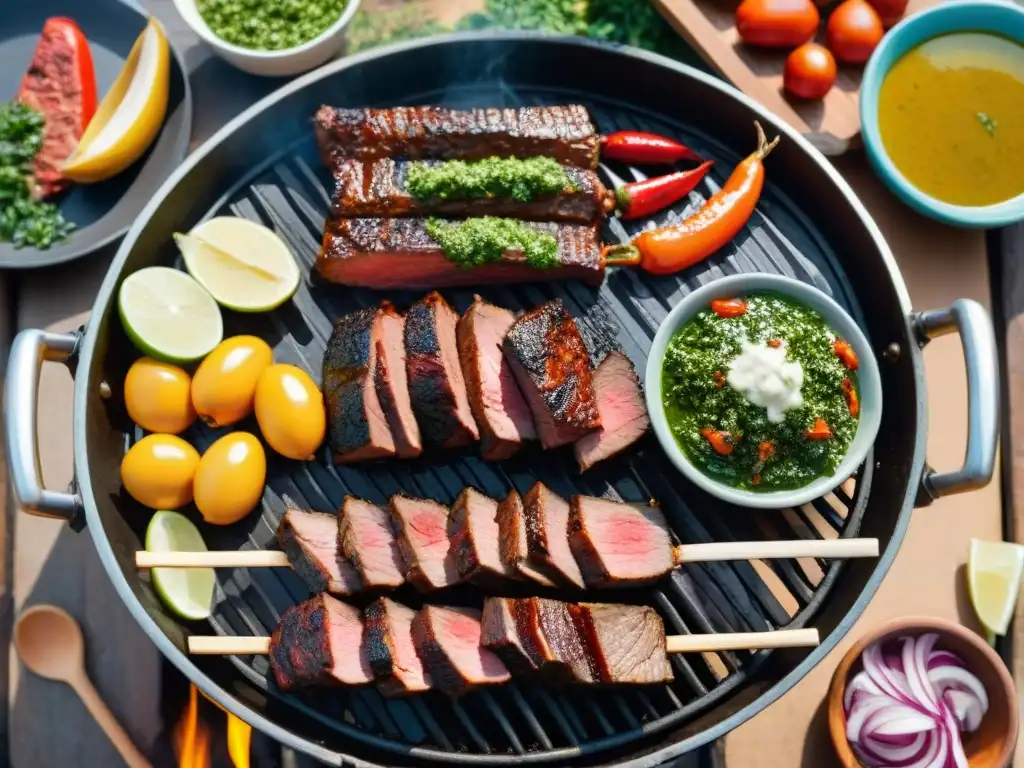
[878,32,1024,207]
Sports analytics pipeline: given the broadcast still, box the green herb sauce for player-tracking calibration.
[407,157,576,203]
[0,103,75,250]
[662,294,859,491]
[196,0,347,51]
[425,216,558,270]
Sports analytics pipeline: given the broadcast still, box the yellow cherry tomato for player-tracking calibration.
[191,336,273,428]
[123,357,196,434]
[254,364,326,460]
[121,434,200,509]
[193,432,266,525]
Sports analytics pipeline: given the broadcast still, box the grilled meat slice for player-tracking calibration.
[374,302,422,459]
[503,300,600,449]
[568,496,674,588]
[404,292,480,449]
[363,597,432,696]
[389,495,459,592]
[411,605,511,697]
[573,352,650,471]
[457,296,536,460]
[316,218,604,290]
[568,603,673,685]
[314,105,600,169]
[269,595,374,691]
[521,482,585,589]
[480,597,539,676]
[448,488,517,584]
[496,490,555,587]
[513,597,594,684]
[338,497,406,589]
[276,508,362,596]
[324,308,396,463]
[331,158,609,223]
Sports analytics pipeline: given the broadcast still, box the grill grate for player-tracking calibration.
[129,83,871,764]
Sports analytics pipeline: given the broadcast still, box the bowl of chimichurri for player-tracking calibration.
[646,274,882,509]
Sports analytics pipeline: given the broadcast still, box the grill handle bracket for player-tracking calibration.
[5,329,84,524]
[913,299,999,504]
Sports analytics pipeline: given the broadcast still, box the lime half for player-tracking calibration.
[968,538,1024,636]
[176,216,300,312]
[119,267,223,363]
[146,510,215,621]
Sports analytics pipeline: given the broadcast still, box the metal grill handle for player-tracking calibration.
[914,299,999,502]
[4,329,84,522]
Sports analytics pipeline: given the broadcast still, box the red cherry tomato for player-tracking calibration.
[736,0,820,48]
[866,0,908,26]
[827,0,884,64]
[783,43,838,99]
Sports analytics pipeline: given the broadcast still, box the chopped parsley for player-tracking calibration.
[425,216,559,270]
[407,156,576,203]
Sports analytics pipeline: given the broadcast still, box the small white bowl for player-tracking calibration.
[172,0,362,77]
[645,274,882,509]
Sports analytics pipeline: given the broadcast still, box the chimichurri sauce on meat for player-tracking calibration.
[662,293,860,491]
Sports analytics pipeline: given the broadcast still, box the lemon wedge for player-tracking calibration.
[63,19,170,183]
[175,217,301,312]
[967,538,1024,636]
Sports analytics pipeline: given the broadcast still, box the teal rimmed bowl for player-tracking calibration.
[860,0,1024,228]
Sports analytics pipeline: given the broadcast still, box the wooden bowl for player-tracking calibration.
[827,617,1018,768]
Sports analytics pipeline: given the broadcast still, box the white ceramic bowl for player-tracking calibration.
[645,273,883,509]
[172,0,362,77]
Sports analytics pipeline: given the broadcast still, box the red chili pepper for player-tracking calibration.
[600,131,703,165]
[615,161,714,220]
[700,427,740,456]
[834,339,860,370]
[752,440,776,485]
[601,122,779,276]
[804,418,833,440]
[713,371,726,388]
[767,338,782,348]
[841,378,860,417]
[711,298,748,318]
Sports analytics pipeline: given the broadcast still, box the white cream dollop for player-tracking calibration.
[726,340,804,423]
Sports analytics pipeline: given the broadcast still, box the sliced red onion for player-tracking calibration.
[843,634,990,767]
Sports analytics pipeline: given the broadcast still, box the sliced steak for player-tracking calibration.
[269,595,374,691]
[480,597,539,676]
[411,605,510,697]
[503,300,600,449]
[374,302,422,459]
[457,296,536,460]
[569,603,673,685]
[331,158,609,222]
[314,105,600,169]
[513,597,594,684]
[389,495,459,592]
[404,291,480,449]
[276,508,361,596]
[568,496,675,588]
[496,490,555,587]
[363,597,432,696]
[324,308,396,463]
[316,218,604,290]
[448,488,517,584]
[521,482,585,589]
[338,497,406,589]
[573,351,650,471]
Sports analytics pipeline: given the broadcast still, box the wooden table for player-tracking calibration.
[1,2,1008,766]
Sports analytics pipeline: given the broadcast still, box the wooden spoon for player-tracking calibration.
[14,604,152,768]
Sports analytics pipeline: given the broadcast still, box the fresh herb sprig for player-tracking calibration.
[0,102,75,250]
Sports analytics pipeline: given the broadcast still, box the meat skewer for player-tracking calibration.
[136,536,880,568]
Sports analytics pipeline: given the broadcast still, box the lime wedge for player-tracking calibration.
[176,216,300,312]
[967,538,1024,636]
[119,267,223,363]
[146,510,215,622]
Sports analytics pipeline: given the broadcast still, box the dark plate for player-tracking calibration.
[0,0,192,268]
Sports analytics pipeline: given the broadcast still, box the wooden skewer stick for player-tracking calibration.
[187,628,820,656]
[136,538,878,569]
